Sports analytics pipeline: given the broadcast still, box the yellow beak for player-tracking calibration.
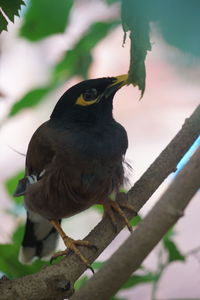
[114,74,129,87]
[102,74,128,99]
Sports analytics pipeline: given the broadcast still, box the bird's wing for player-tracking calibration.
[15,121,60,264]
[14,121,55,197]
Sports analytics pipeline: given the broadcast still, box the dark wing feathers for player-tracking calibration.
[25,121,55,177]
[17,121,60,264]
[14,121,54,196]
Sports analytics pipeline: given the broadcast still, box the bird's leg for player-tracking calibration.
[50,220,96,272]
[103,198,136,233]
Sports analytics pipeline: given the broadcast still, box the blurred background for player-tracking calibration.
[0,0,200,299]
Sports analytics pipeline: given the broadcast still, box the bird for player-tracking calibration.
[14,74,134,269]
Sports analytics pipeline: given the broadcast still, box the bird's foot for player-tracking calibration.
[103,199,136,233]
[50,236,97,273]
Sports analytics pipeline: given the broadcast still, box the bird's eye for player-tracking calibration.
[82,88,98,102]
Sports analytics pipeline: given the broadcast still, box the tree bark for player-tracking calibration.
[0,105,199,300]
[71,146,200,300]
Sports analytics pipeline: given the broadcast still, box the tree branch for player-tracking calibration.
[0,105,199,300]
[70,146,200,300]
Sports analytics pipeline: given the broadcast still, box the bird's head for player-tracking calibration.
[50,75,128,124]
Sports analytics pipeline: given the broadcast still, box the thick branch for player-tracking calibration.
[0,105,199,300]
[71,146,200,300]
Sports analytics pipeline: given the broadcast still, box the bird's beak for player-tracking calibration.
[112,74,129,88]
[102,74,129,100]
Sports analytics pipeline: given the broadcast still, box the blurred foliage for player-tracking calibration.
[121,0,200,96]
[2,169,70,278]
[73,228,188,300]
[74,275,88,291]
[5,171,24,205]
[1,0,200,299]
[9,84,55,117]
[163,229,185,263]
[149,0,200,58]
[91,261,104,270]
[9,20,118,117]
[53,21,119,81]
[106,0,120,4]
[129,214,141,226]
[94,204,104,214]
[0,225,48,279]
[20,0,73,41]
[121,273,157,289]
[0,0,25,33]
[5,0,200,116]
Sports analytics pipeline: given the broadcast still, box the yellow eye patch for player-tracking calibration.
[75,88,98,106]
[75,94,97,106]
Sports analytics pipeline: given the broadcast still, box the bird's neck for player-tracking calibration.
[51,114,114,131]
[51,105,114,128]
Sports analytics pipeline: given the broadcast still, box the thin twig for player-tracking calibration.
[151,247,167,300]
[152,240,200,299]
[185,246,200,257]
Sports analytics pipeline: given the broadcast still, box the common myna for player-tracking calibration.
[14,74,133,268]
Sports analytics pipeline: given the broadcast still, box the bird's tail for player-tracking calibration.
[19,211,60,264]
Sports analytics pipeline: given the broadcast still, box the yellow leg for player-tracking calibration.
[50,220,96,272]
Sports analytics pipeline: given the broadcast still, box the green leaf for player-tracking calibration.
[0,225,47,278]
[93,204,104,214]
[119,188,127,193]
[91,261,104,270]
[0,10,8,33]
[163,228,174,240]
[9,84,54,117]
[121,0,151,97]
[163,236,185,263]
[20,0,73,41]
[150,0,200,57]
[130,214,142,227]
[12,224,24,244]
[53,21,119,81]
[5,171,24,204]
[0,0,25,32]
[74,276,88,290]
[9,21,117,118]
[106,0,121,4]
[121,273,157,290]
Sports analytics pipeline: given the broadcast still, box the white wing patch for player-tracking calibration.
[27,175,37,184]
[13,169,46,197]
[27,169,46,184]
[39,169,46,178]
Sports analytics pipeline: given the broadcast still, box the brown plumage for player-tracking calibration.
[14,75,133,268]
[25,120,127,220]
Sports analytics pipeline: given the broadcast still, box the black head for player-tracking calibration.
[50,75,128,124]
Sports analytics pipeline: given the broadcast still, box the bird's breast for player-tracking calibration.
[25,121,128,220]
[66,121,128,161]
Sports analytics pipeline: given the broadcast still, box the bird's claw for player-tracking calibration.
[50,238,97,273]
[103,199,136,233]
